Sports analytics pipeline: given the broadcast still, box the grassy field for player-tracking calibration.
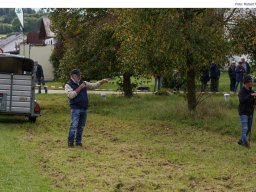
[0,117,58,191]
[46,71,231,92]
[1,93,256,191]
[46,76,154,91]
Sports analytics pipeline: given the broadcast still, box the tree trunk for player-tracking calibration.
[123,73,133,97]
[183,9,197,111]
[186,64,197,111]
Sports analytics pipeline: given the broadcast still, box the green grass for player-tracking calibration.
[0,117,56,192]
[1,93,255,191]
[46,72,231,93]
[218,71,230,92]
[0,34,7,38]
[46,76,154,91]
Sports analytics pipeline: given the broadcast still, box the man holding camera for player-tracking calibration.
[65,69,108,147]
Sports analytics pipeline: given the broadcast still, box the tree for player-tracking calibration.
[114,9,232,111]
[50,9,233,109]
[228,9,256,67]
[50,9,129,94]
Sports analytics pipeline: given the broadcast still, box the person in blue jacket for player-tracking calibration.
[210,63,220,92]
[35,61,48,94]
[241,58,250,75]
[65,69,108,147]
[234,61,246,93]
[228,62,236,92]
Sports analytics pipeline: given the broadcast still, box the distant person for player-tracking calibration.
[34,61,47,94]
[210,63,220,92]
[237,75,256,148]
[234,61,246,93]
[241,58,250,74]
[153,74,162,93]
[200,66,210,92]
[216,64,221,92]
[172,69,182,92]
[228,62,236,92]
[65,69,108,147]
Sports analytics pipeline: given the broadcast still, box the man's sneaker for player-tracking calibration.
[68,142,74,147]
[76,143,83,147]
[237,140,250,148]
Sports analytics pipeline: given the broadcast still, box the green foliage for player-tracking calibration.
[49,40,65,81]
[0,8,46,34]
[50,8,234,109]
[228,9,256,69]
[0,23,12,33]
[50,9,119,82]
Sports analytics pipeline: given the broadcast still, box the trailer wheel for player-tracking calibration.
[29,116,37,123]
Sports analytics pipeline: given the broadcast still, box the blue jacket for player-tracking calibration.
[228,66,236,80]
[210,64,220,80]
[67,79,88,109]
[235,66,245,82]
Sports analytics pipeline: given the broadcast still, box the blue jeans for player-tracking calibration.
[240,115,253,144]
[68,109,88,144]
[235,80,243,92]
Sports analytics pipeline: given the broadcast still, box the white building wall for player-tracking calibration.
[20,44,54,81]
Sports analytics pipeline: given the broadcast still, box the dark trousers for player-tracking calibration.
[230,78,236,92]
[210,78,218,92]
[37,77,47,93]
[201,81,208,92]
[235,80,243,93]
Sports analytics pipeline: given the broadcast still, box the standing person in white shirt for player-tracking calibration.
[65,69,108,147]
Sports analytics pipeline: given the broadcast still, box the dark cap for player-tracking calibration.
[70,69,81,75]
[244,75,252,84]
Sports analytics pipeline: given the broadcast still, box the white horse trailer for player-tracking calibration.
[0,53,40,122]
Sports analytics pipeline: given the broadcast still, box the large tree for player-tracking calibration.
[50,9,136,96]
[228,9,256,66]
[50,9,234,110]
[114,9,232,111]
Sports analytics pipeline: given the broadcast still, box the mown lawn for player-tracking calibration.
[1,93,256,191]
[0,117,57,192]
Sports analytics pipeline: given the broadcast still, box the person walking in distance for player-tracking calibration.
[241,58,250,75]
[34,61,48,94]
[237,75,256,148]
[65,69,108,147]
[234,61,246,93]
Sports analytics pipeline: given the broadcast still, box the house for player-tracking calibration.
[39,17,57,45]
[20,17,56,81]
